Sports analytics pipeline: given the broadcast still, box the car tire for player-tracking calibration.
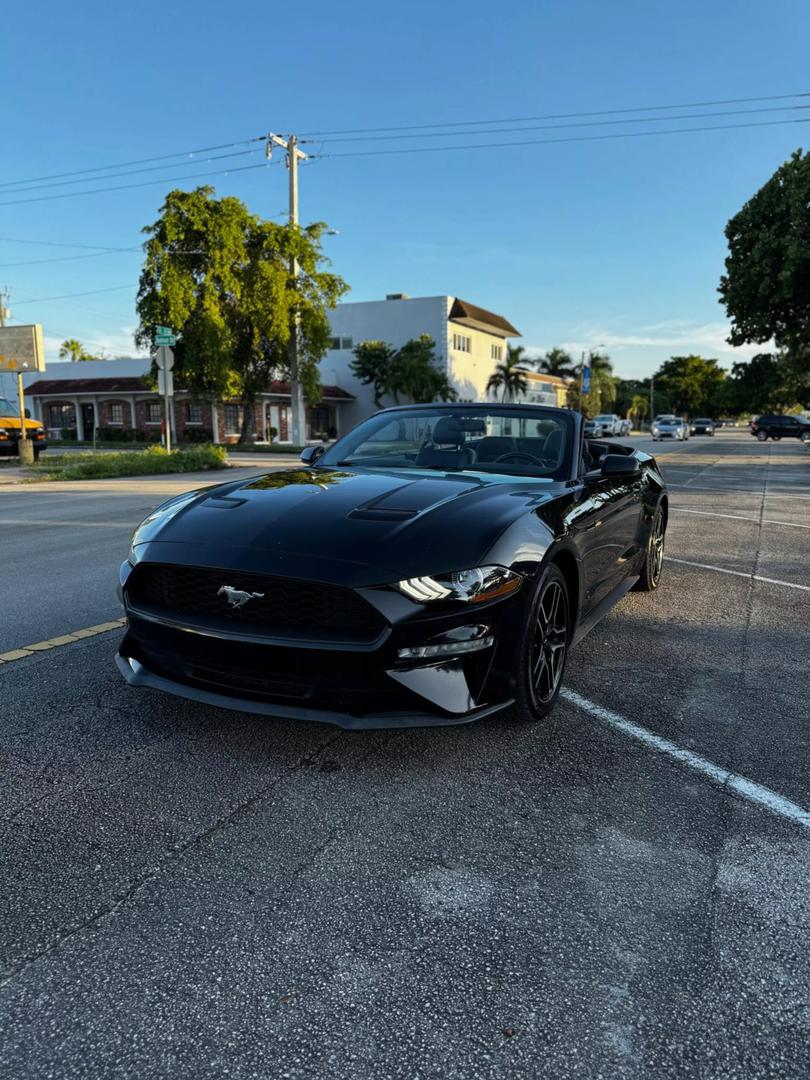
[505,562,570,723]
[756,430,768,441]
[801,432,810,444]
[773,435,781,441]
[633,505,665,593]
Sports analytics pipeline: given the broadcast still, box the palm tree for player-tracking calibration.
[58,338,96,362]
[537,347,575,378]
[487,344,530,402]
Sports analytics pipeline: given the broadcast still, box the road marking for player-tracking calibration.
[0,519,134,528]
[561,689,810,831]
[0,619,125,665]
[668,483,810,499]
[670,507,810,530]
[664,556,810,592]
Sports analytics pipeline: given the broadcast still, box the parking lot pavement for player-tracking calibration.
[1,430,809,1078]
[0,464,287,651]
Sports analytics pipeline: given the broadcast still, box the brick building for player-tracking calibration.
[24,372,355,445]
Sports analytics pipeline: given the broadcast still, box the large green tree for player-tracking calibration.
[652,355,726,416]
[719,150,810,362]
[487,344,530,401]
[350,334,456,406]
[136,186,349,440]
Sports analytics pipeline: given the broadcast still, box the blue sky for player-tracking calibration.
[3,0,809,381]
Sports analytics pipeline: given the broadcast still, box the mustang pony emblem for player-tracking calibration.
[217,585,265,609]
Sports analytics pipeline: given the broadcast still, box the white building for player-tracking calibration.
[320,294,521,426]
[20,293,525,443]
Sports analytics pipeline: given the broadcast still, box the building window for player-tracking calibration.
[491,344,503,361]
[108,402,124,425]
[452,333,472,353]
[329,335,353,351]
[185,402,203,425]
[47,402,76,429]
[145,401,162,424]
[223,404,243,434]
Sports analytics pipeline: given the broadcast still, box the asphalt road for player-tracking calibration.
[1,430,809,1078]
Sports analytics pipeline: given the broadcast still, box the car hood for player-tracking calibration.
[133,466,558,587]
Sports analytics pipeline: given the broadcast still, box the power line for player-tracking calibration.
[300,90,810,137]
[311,116,810,160]
[13,284,137,305]
[0,160,281,208]
[4,147,264,197]
[307,104,810,145]
[0,135,267,190]
[0,249,140,269]
[0,236,138,251]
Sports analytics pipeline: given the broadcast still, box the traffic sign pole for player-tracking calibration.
[155,344,175,450]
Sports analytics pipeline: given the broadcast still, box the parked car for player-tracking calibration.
[751,414,810,442]
[593,414,622,437]
[691,418,715,436]
[583,418,606,438]
[117,402,668,730]
[652,415,689,441]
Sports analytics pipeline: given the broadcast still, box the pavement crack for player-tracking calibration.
[0,729,343,992]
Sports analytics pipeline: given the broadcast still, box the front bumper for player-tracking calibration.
[117,559,521,730]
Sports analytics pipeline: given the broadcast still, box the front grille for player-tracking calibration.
[126,563,386,641]
[122,620,409,716]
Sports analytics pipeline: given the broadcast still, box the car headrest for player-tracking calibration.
[431,416,467,445]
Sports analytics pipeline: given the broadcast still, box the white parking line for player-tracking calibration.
[561,689,810,831]
[668,483,810,499]
[670,508,810,530]
[664,556,810,592]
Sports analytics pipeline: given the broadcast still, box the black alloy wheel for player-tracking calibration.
[531,577,568,707]
[508,563,570,722]
[634,505,665,592]
[756,430,768,441]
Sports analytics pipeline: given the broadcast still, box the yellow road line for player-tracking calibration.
[0,619,125,665]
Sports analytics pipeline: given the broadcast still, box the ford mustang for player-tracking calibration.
[117,403,667,729]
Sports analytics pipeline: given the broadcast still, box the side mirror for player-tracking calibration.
[300,444,326,465]
[601,453,641,477]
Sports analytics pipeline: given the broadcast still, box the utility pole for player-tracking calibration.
[649,375,655,428]
[267,133,308,448]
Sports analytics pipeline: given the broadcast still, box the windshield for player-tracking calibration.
[695,418,712,424]
[594,415,613,422]
[0,398,17,415]
[319,406,573,479]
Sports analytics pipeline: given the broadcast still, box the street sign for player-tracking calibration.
[155,345,175,371]
[158,367,174,396]
[0,324,45,372]
[582,365,591,395]
[155,324,177,346]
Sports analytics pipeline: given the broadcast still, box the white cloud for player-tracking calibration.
[526,318,772,377]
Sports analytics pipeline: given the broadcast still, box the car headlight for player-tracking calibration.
[395,565,522,603]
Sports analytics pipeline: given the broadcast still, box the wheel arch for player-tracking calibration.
[545,546,581,631]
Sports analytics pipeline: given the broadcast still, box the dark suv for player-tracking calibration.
[751,414,810,442]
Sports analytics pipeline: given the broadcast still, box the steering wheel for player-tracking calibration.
[494,451,545,466]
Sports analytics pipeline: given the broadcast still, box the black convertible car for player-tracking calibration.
[117,403,667,729]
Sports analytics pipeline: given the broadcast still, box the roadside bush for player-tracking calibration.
[30,444,227,481]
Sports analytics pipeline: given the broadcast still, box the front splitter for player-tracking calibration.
[116,653,513,731]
